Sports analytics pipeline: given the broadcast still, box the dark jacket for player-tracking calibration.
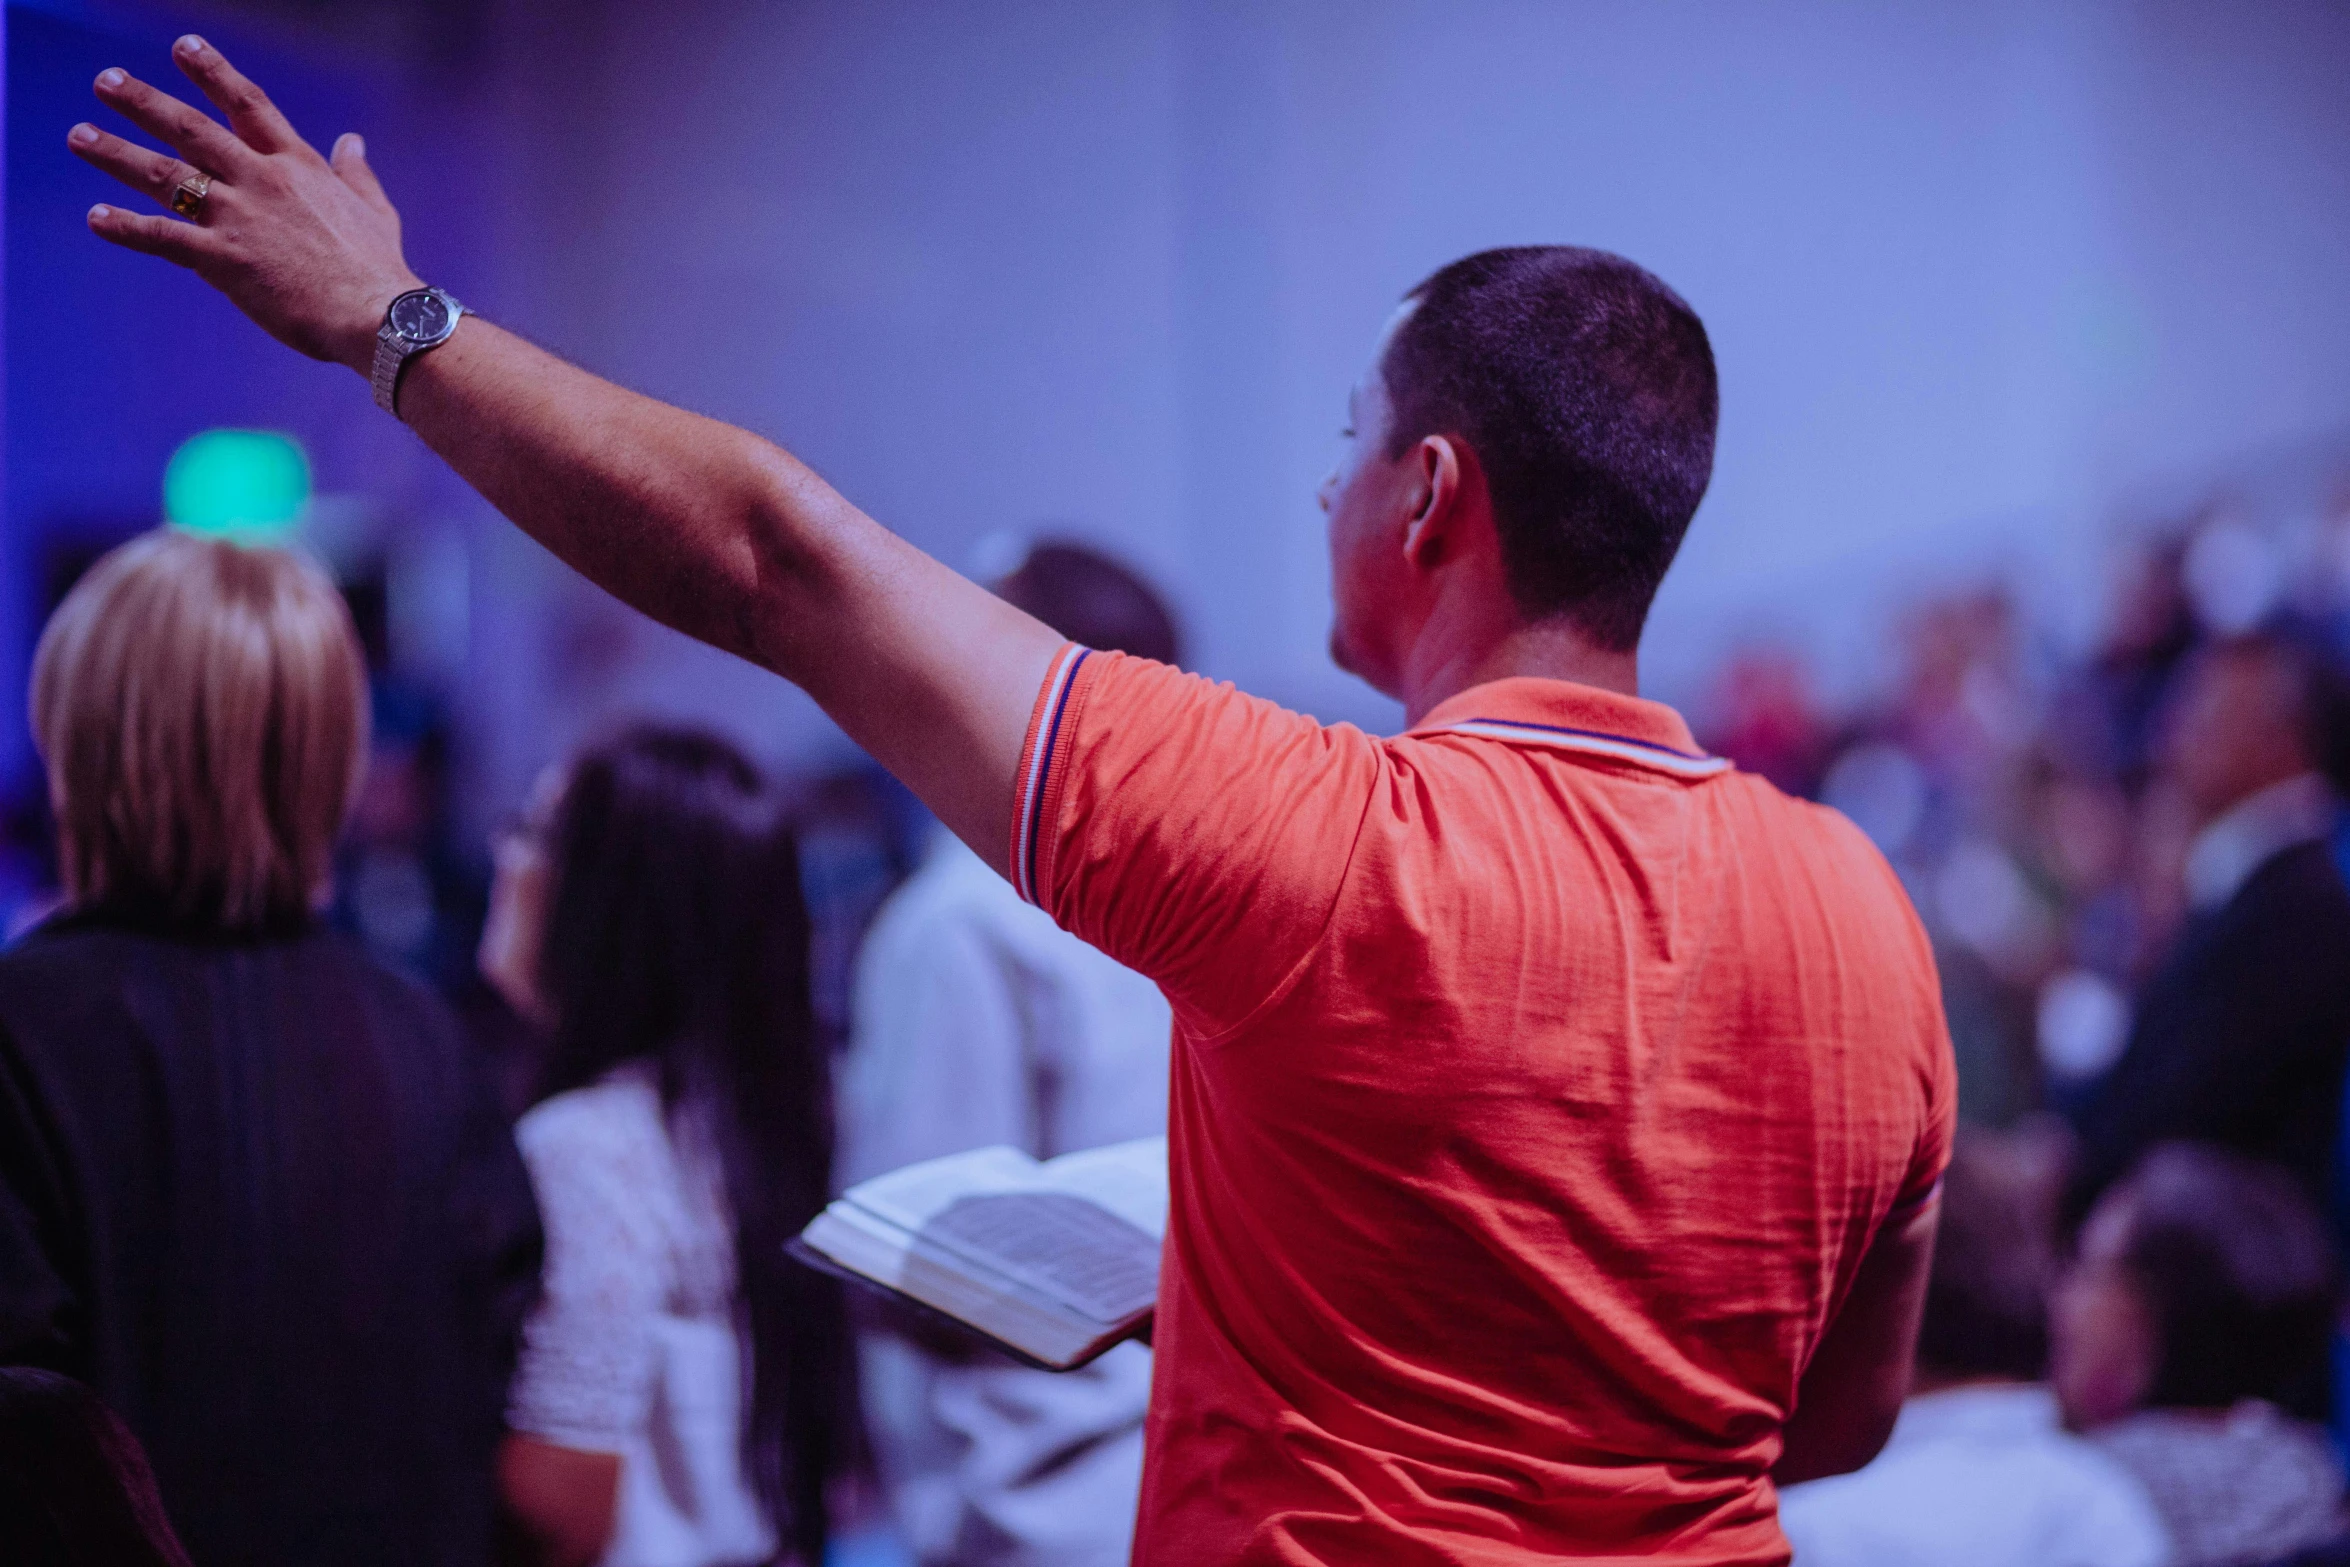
[2067,839,2350,1228]
[0,907,542,1567]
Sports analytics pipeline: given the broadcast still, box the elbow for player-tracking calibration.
[1825,1398,1904,1479]
[1771,1389,1903,1487]
[497,1434,619,1567]
[732,450,857,674]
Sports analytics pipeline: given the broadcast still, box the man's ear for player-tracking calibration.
[1400,434,1463,570]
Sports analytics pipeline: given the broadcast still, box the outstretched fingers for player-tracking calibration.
[68,121,215,215]
[92,66,252,176]
[86,203,210,269]
[172,35,309,158]
[330,133,397,222]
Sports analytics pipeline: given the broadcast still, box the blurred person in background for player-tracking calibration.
[2080,537,2198,792]
[0,1367,193,1567]
[1779,1125,2167,1567]
[839,540,1178,1567]
[2065,635,2350,1232]
[1810,586,2051,1131]
[2052,1143,2345,1566]
[1701,647,1830,799]
[0,530,541,1567]
[482,725,848,1567]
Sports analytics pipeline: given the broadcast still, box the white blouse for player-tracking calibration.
[508,1063,776,1567]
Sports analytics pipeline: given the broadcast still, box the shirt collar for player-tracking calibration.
[2183,772,2336,912]
[1407,677,1729,780]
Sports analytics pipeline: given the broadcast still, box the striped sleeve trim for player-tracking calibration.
[1886,1178,1944,1218]
[1010,644,1090,906]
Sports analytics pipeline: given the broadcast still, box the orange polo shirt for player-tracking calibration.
[1011,647,1954,1566]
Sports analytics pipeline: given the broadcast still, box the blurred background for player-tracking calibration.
[6,0,2350,1179]
[8,1,2350,1560]
[11,0,2350,1092]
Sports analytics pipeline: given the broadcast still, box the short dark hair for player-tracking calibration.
[2110,1143,2340,1411]
[993,539,1182,666]
[1383,246,1718,651]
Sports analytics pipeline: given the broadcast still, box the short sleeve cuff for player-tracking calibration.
[506,1349,642,1452]
[1010,643,1091,908]
[505,1404,630,1454]
[1886,1176,1943,1218]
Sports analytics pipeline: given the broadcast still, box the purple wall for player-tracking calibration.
[9,0,2350,831]
[4,0,498,792]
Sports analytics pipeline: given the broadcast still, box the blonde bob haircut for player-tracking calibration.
[32,530,369,931]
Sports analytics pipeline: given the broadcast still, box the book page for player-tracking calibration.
[1036,1136,1168,1237]
[838,1137,1168,1327]
[919,1192,1159,1324]
[846,1145,1045,1234]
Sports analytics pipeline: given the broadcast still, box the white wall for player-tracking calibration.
[458,0,2350,810]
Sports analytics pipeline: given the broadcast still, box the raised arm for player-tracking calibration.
[69,38,1059,868]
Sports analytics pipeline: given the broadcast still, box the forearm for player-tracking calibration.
[76,41,1060,870]
[395,320,835,669]
[384,317,1054,861]
[1773,1197,1936,1485]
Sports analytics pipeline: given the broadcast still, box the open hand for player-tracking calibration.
[70,35,423,374]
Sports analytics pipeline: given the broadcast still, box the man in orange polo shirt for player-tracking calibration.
[77,42,1950,1564]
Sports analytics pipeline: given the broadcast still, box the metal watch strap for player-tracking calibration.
[369,325,408,415]
[370,291,466,418]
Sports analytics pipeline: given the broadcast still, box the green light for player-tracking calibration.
[163,429,311,542]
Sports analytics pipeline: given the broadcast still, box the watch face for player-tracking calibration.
[390,290,453,344]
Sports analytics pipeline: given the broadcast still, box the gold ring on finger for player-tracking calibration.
[169,172,211,219]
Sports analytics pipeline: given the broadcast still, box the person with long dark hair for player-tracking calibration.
[485,725,846,1567]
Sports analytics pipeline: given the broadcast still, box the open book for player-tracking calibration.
[794,1136,1167,1371]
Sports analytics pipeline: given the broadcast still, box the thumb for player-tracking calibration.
[331,133,395,218]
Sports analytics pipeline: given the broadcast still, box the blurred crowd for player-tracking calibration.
[0,529,1179,1567]
[1705,480,2350,1563]
[1779,1129,2345,1567]
[1702,485,2350,1140]
[5,469,2350,1566]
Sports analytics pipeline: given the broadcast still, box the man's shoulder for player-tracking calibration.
[1750,774,1919,903]
[1653,766,1914,915]
[1721,764,1881,846]
[0,911,428,990]
[1068,652,1379,783]
[1709,774,1945,1013]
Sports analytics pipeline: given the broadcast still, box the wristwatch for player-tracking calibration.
[370,286,467,418]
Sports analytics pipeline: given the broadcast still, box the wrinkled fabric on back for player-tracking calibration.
[1009,650,1955,1565]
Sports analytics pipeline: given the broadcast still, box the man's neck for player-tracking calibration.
[1399,617,1641,727]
